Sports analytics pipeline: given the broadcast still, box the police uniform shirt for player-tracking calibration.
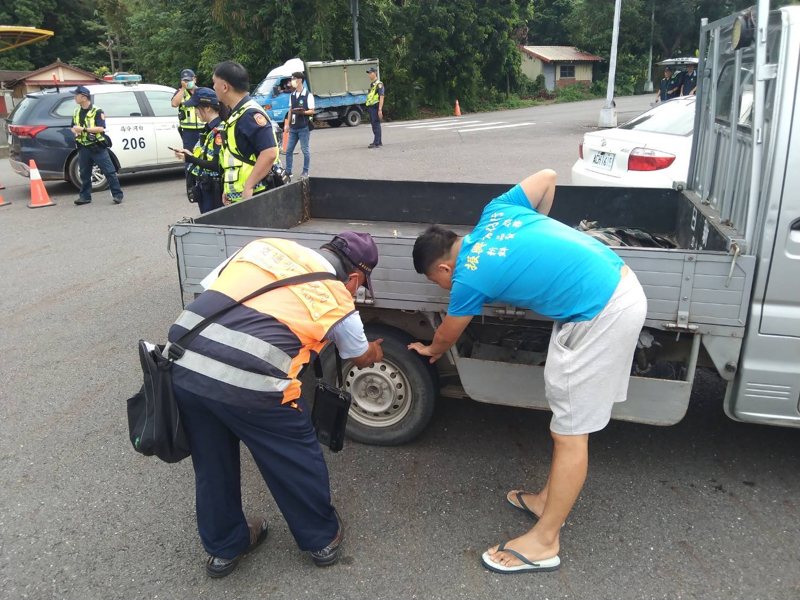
[230,95,276,159]
[669,71,685,97]
[659,77,671,101]
[74,105,106,129]
[375,82,384,98]
[681,69,697,94]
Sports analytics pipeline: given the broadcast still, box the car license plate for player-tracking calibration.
[592,151,615,170]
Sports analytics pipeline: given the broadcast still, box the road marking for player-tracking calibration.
[405,120,483,129]
[457,122,536,133]
[385,118,464,128]
[425,121,487,130]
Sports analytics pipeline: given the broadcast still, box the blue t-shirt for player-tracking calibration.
[448,185,624,322]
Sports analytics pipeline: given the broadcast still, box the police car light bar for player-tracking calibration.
[102,72,143,83]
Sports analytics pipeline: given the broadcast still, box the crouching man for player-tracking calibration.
[168,232,383,577]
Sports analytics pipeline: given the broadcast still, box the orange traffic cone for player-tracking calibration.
[28,160,55,208]
[0,193,9,207]
[454,99,462,117]
[282,127,289,153]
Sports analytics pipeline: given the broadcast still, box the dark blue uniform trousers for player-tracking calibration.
[367,105,382,145]
[174,385,339,559]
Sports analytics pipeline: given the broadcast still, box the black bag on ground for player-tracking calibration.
[311,349,352,453]
[127,340,190,463]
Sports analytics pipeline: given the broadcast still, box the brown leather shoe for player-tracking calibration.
[205,516,268,578]
[310,510,343,567]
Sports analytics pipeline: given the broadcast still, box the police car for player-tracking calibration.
[6,76,184,191]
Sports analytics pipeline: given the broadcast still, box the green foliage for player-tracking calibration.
[0,0,773,118]
[554,83,598,103]
[0,0,108,72]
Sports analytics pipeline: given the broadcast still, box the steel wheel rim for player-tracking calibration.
[343,358,412,428]
[91,165,106,187]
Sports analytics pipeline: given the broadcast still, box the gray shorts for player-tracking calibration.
[544,268,648,435]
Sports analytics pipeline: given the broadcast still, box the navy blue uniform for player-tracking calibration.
[681,68,697,95]
[230,95,277,158]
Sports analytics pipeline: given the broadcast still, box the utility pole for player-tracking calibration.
[599,0,622,128]
[351,0,361,60]
[644,0,655,93]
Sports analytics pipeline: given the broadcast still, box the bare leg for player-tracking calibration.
[507,475,551,517]
[486,432,588,566]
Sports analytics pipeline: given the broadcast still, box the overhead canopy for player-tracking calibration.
[0,26,54,53]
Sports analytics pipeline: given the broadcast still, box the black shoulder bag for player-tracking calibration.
[312,348,352,453]
[126,271,337,463]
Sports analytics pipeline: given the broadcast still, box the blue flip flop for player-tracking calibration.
[481,543,561,574]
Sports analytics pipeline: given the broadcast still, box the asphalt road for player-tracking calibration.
[1,96,798,600]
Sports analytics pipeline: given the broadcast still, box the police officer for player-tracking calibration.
[681,63,697,96]
[212,61,278,203]
[70,86,123,205]
[283,71,314,178]
[655,66,674,103]
[174,87,225,213]
[365,66,384,148]
[171,69,205,153]
[667,68,684,99]
[167,232,384,577]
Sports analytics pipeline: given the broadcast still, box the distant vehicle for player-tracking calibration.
[571,97,696,188]
[252,58,378,128]
[5,82,183,191]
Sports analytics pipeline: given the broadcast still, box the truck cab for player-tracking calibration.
[252,58,304,124]
[693,5,800,427]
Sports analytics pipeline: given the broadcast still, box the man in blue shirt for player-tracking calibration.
[409,169,647,574]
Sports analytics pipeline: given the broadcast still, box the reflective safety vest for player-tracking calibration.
[190,124,224,178]
[219,99,279,200]
[366,79,383,106]
[178,90,204,130]
[168,238,357,408]
[72,105,108,146]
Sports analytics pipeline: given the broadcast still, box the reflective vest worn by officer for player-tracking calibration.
[72,105,108,147]
[220,99,279,200]
[366,79,383,107]
[178,90,204,131]
[190,123,224,179]
[167,238,356,408]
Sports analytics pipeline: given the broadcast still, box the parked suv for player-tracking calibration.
[5,83,184,191]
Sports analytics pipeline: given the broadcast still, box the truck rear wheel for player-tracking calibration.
[344,107,362,127]
[318,325,437,446]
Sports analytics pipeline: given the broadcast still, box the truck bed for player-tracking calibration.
[171,178,755,336]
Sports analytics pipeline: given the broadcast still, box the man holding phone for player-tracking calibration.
[283,71,314,179]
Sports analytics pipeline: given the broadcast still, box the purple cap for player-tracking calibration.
[329,231,378,294]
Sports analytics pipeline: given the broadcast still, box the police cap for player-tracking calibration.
[71,85,91,97]
[184,87,219,108]
[180,68,196,81]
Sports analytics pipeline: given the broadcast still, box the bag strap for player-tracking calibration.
[168,271,337,360]
[313,347,344,387]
